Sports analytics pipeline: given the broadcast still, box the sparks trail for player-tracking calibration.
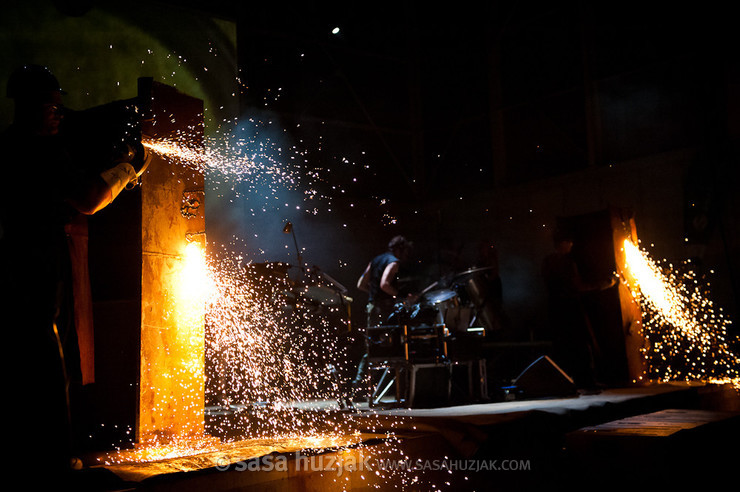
[621,239,740,388]
[143,135,305,187]
[141,130,329,203]
[141,129,394,219]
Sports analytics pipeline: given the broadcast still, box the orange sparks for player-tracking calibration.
[621,239,739,388]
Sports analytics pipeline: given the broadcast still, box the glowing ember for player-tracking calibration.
[621,239,740,388]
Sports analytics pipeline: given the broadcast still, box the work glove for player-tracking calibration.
[100,161,137,201]
[111,141,151,188]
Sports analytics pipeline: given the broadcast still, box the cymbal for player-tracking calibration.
[451,266,495,284]
[423,289,457,305]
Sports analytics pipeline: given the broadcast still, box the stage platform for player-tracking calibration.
[71,382,739,491]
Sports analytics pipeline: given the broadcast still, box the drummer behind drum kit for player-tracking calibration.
[372,265,500,366]
[409,266,501,336]
[363,266,499,407]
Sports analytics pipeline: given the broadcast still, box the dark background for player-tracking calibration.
[3,0,739,340]
[211,0,739,335]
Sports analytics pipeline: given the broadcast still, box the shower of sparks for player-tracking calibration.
[203,247,351,434]
[93,213,421,485]
[71,43,426,479]
[143,130,316,196]
[621,239,740,388]
[93,68,433,481]
[138,120,400,445]
[96,236,455,492]
[99,238,367,465]
[140,120,377,216]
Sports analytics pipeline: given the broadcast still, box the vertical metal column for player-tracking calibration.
[138,79,206,444]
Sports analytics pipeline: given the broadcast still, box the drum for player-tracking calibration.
[423,289,457,305]
[407,324,448,362]
[443,304,472,332]
[422,289,462,329]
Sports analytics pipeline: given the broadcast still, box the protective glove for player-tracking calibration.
[111,141,151,188]
[100,162,137,202]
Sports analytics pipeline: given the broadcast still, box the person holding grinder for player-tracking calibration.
[0,64,149,484]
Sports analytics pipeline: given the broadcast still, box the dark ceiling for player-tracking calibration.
[135,1,734,205]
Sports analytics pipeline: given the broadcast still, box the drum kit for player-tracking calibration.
[240,258,499,408]
[403,266,500,335]
[367,265,500,363]
[364,266,499,407]
[241,258,499,338]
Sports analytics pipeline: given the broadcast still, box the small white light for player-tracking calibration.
[332,27,340,35]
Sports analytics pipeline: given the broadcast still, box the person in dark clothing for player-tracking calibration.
[351,236,414,390]
[357,236,413,325]
[541,229,616,389]
[0,65,147,483]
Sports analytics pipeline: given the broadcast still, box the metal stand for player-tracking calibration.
[366,323,452,408]
[369,360,408,407]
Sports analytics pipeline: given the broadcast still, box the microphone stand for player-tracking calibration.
[283,221,304,277]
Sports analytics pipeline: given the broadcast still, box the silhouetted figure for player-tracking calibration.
[352,236,414,391]
[541,229,616,389]
[0,65,147,483]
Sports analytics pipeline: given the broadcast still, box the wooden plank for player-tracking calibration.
[575,408,737,437]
